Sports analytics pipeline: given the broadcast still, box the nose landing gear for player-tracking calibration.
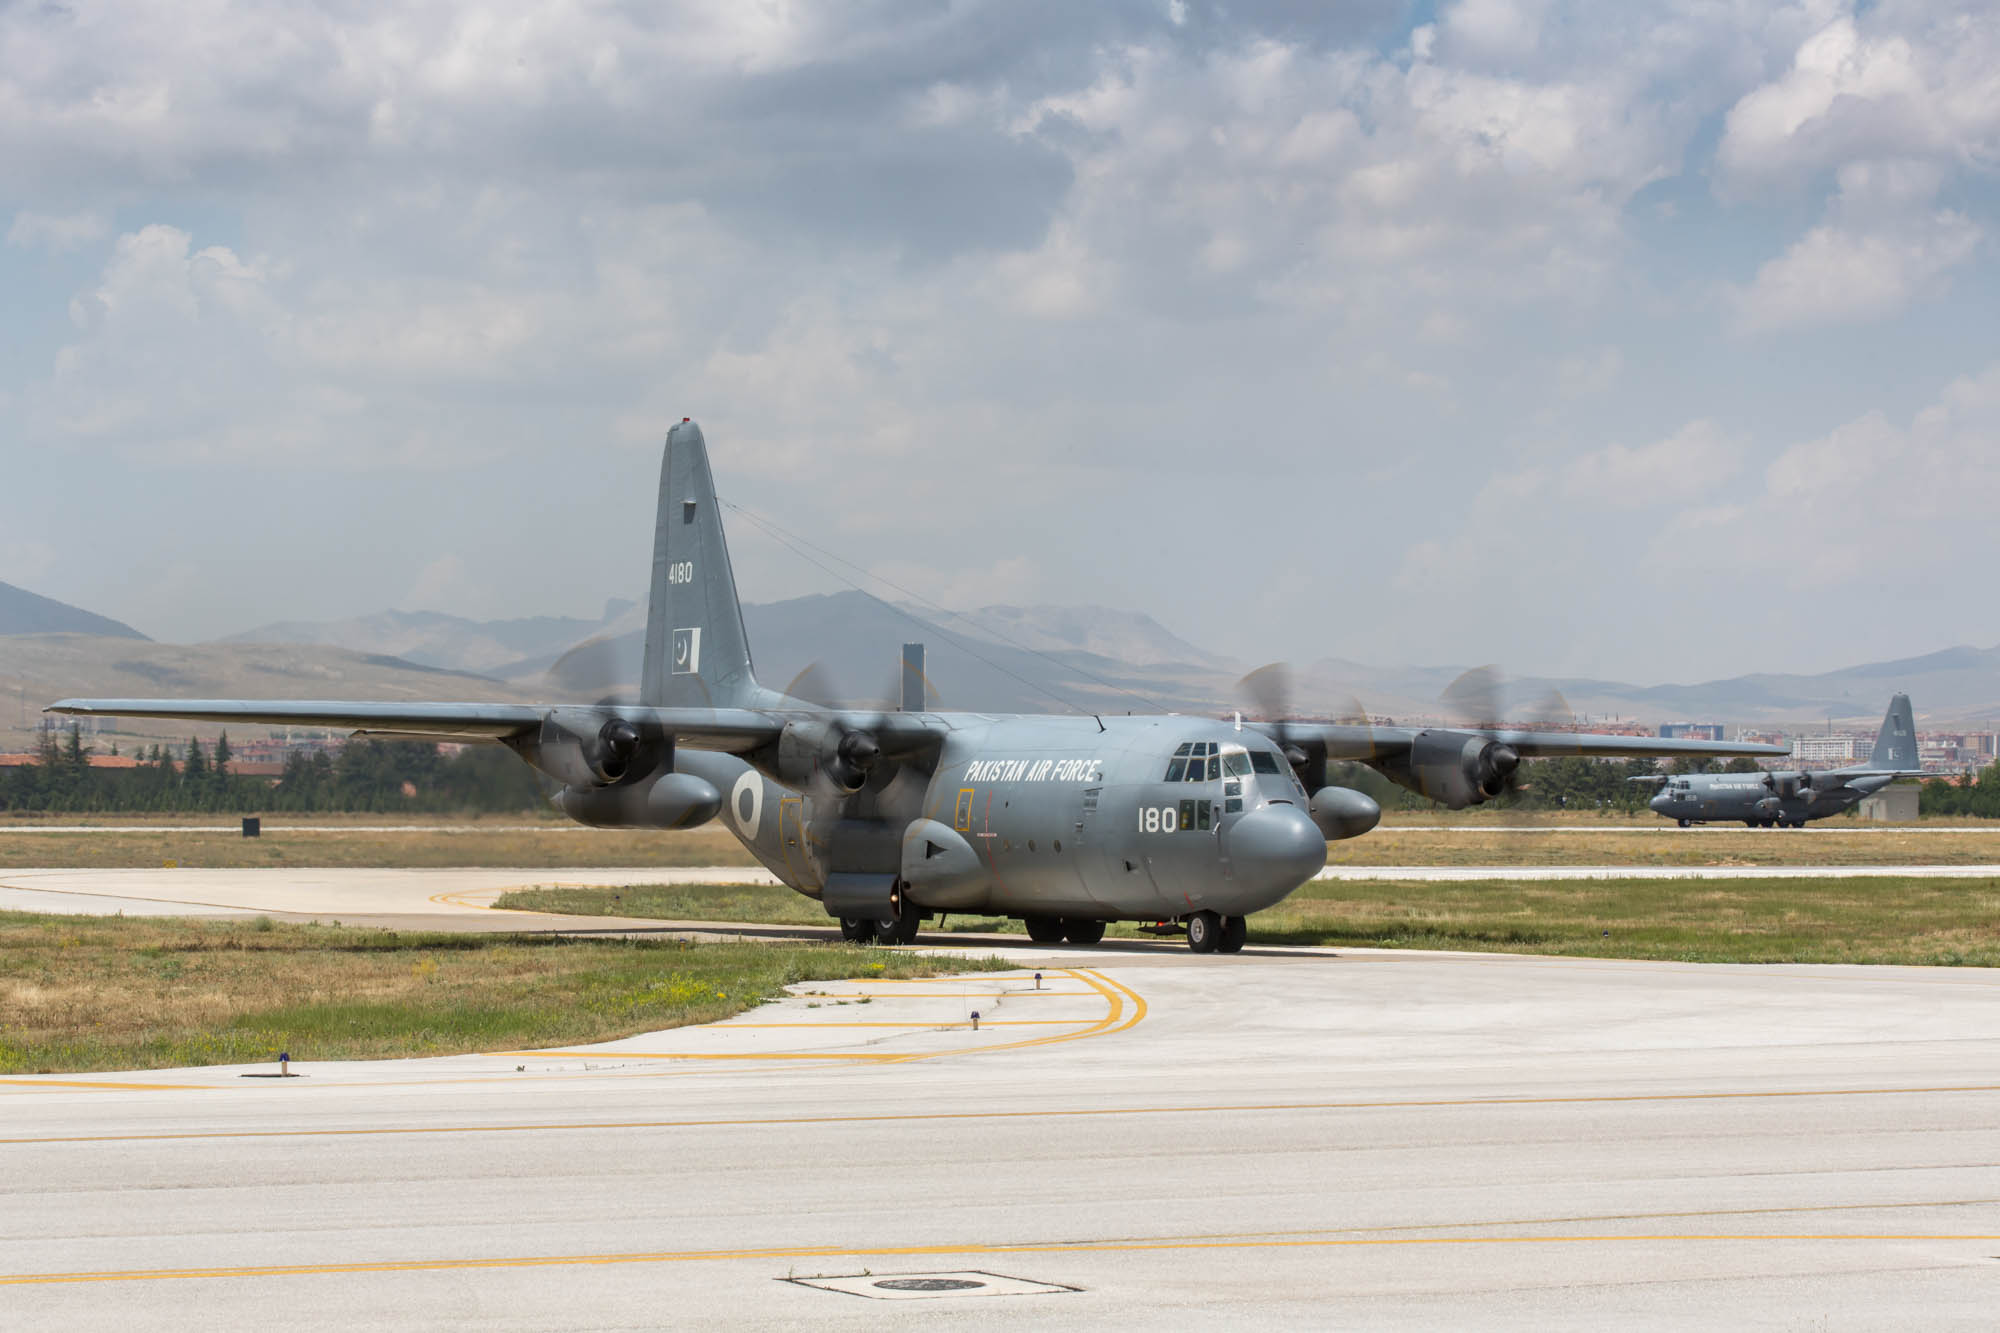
[1186,910,1247,954]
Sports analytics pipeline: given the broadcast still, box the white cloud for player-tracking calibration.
[1734,208,1981,331]
[1,2,1997,674]
[7,210,109,252]
[1560,420,1741,504]
[1647,362,2000,588]
[1716,10,2000,195]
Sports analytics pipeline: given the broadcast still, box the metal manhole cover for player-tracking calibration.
[785,1270,1080,1300]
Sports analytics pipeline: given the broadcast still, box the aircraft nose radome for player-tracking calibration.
[1228,805,1327,904]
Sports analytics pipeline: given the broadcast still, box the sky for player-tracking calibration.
[3,0,1998,685]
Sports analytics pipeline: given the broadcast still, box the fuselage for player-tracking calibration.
[681,713,1329,922]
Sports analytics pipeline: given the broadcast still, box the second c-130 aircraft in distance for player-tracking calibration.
[51,421,1785,952]
[1637,694,1925,828]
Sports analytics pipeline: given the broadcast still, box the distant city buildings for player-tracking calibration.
[1658,723,1725,741]
[1792,734,1859,764]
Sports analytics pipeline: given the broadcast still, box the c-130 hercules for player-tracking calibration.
[1637,694,1924,828]
[51,421,1784,952]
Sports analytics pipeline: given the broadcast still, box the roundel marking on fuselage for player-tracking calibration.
[731,769,763,838]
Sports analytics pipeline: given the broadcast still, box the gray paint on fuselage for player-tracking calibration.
[694,714,1314,922]
[1650,770,1894,824]
[1648,694,1919,827]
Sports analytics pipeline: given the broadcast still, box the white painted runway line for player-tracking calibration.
[3,951,1998,1328]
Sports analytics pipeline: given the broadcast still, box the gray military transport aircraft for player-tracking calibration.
[1639,694,1924,828]
[50,420,1785,952]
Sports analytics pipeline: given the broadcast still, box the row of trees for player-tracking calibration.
[1920,763,2000,817]
[0,729,544,814]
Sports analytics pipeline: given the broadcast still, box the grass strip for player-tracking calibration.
[0,911,1006,1075]
[0,824,756,870]
[502,877,2000,967]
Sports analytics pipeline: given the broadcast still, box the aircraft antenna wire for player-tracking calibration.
[721,499,1171,715]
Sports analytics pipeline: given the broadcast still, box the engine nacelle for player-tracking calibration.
[772,718,881,793]
[559,771,722,829]
[1376,731,1520,809]
[519,709,656,790]
[1308,786,1381,841]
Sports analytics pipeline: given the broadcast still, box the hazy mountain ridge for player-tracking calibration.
[220,602,638,675]
[9,580,1998,730]
[0,635,538,749]
[0,582,148,641]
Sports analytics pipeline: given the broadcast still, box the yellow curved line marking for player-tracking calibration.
[721,1020,1098,1028]
[504,967,1136,1065]
[500,1050,904,1062]
[7,1230,1997,1286]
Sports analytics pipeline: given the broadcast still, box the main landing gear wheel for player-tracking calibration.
[1677,818,1690,828]
[1217,915,1248,953]
[1024,915,1066,944]
[1061,919,1106,945]
[875,899,922,946]
[1186,909,1222,954]
[839,918,874,943]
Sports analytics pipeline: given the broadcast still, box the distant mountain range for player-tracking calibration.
[215,590,2000,726]
[0,582,147,640]
[5,580,1999,733]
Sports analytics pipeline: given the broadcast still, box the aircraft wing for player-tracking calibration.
[1254,723,1787,763]
[43,698,801,754]
[1474,730,1788,761]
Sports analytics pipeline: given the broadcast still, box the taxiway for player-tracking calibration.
[4,876,1999,1326]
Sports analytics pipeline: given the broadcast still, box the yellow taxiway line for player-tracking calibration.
[500,966,1142,1066]
[6,1221,1997,1286]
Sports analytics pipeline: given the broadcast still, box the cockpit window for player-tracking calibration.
[1164,740,1222,781]
[1222,747,1253,778]
[1249,750,1283,774]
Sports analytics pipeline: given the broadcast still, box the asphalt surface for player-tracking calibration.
[5,865,2000,1327]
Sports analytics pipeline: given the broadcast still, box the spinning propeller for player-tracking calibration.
[531,634,655,789]
[778,662,901,796]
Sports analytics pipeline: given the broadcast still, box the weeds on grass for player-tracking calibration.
[0,910,1007,1075]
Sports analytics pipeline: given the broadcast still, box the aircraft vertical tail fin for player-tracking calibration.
[1866,693,1920,772]
[640,420,760,709]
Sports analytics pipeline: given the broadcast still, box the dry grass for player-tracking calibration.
[0,821,755,869]
[1254,874,2000,965]
[1329,825,2000,867]
[0,911,1001,1075]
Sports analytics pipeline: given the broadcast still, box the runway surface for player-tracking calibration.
[7,940,2000,1329]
